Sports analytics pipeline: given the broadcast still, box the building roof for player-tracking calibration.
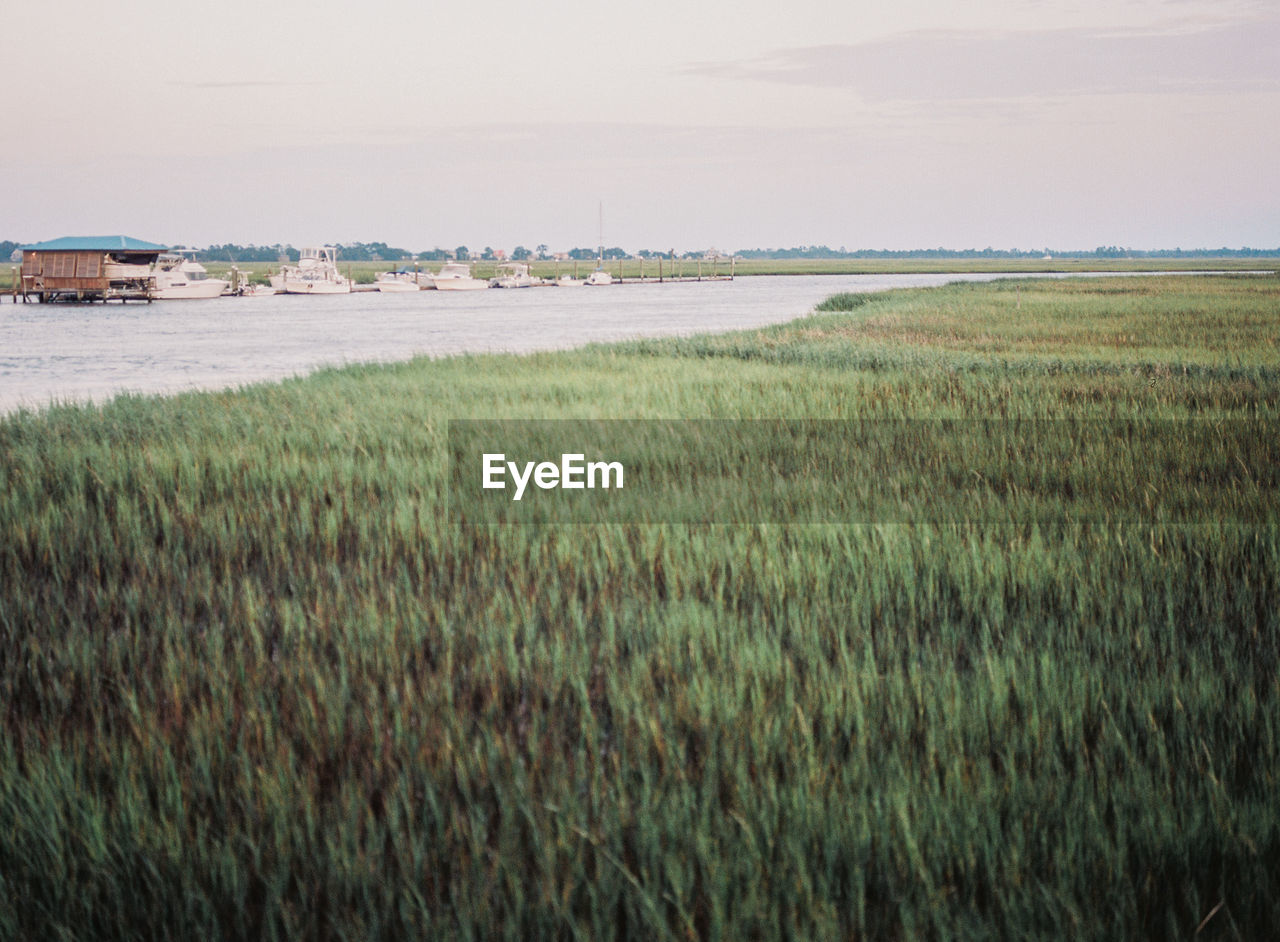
[21,235,167,252]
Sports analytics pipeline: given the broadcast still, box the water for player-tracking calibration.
[0,272,1226,414]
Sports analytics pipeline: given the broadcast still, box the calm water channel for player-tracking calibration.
[0,272,1201,414]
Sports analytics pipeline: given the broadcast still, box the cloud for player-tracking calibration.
[685,16,1280,101]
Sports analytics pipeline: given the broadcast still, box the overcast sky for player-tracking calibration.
[4,0,1276,253]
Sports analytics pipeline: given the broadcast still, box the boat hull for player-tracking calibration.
[280,280,351,295]
[433,278,488,291]
[152,280,230,300]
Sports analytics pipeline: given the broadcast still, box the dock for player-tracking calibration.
[7,252,737,302]
[541,254,736,285]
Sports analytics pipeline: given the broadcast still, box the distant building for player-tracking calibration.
[20,235,166,302]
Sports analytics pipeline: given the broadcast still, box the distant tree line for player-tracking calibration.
[735,245,1280,260]
[187,244,297,262]
[567,247,630,260]
[188,243,422,263]
[185,243,1280,262]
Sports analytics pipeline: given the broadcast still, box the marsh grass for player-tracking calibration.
[1,276,1278,939]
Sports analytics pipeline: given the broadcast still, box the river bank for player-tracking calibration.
[6,270,1275,415]
[8,255,1266,291]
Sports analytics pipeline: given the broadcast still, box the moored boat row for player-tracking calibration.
[143,247,623,299]
[385,261,614,291]
[14,232,701,305]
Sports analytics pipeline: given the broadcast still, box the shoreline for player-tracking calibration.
[9,255,1268,294]
[3,270,1275,417]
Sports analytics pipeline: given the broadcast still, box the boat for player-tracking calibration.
[375,269,423,292]
[555,274,584,287]
[271,246,352,294]
[150,250,231,299]
[490,262,535,288]
[584,202,614,285]
[227,265,277,296]
[430,261,488,291]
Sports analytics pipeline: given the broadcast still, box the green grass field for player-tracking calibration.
[1,275,1277,939]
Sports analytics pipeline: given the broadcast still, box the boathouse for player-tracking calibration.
[19,235,167,302]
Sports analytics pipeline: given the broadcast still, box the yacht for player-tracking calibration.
[490,262,535,288]
[585,269,614,286]
[375,270,423,292]
[150,250,231,299]
[430,261,488,291]
[271,246,352,294]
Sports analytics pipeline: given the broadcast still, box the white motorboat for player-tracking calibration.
[228,265,277,296]
[490,262,535,288]
[585,269,614,286]
[150,250,230,299]
[430,261,488,291]
[555,274,584,287]
[375,270,422,292]
[273,246,352,294]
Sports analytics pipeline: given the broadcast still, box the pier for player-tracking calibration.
[546,253,736,285]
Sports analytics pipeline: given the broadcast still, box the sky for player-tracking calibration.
[3,0,1277,254]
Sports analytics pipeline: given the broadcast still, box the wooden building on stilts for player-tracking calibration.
[19,235,167,302]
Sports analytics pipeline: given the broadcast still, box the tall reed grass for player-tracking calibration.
[1,276,1277,939]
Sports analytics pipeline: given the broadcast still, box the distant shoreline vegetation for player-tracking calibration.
[5,239,1280,265]
[734,244,1280,260]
